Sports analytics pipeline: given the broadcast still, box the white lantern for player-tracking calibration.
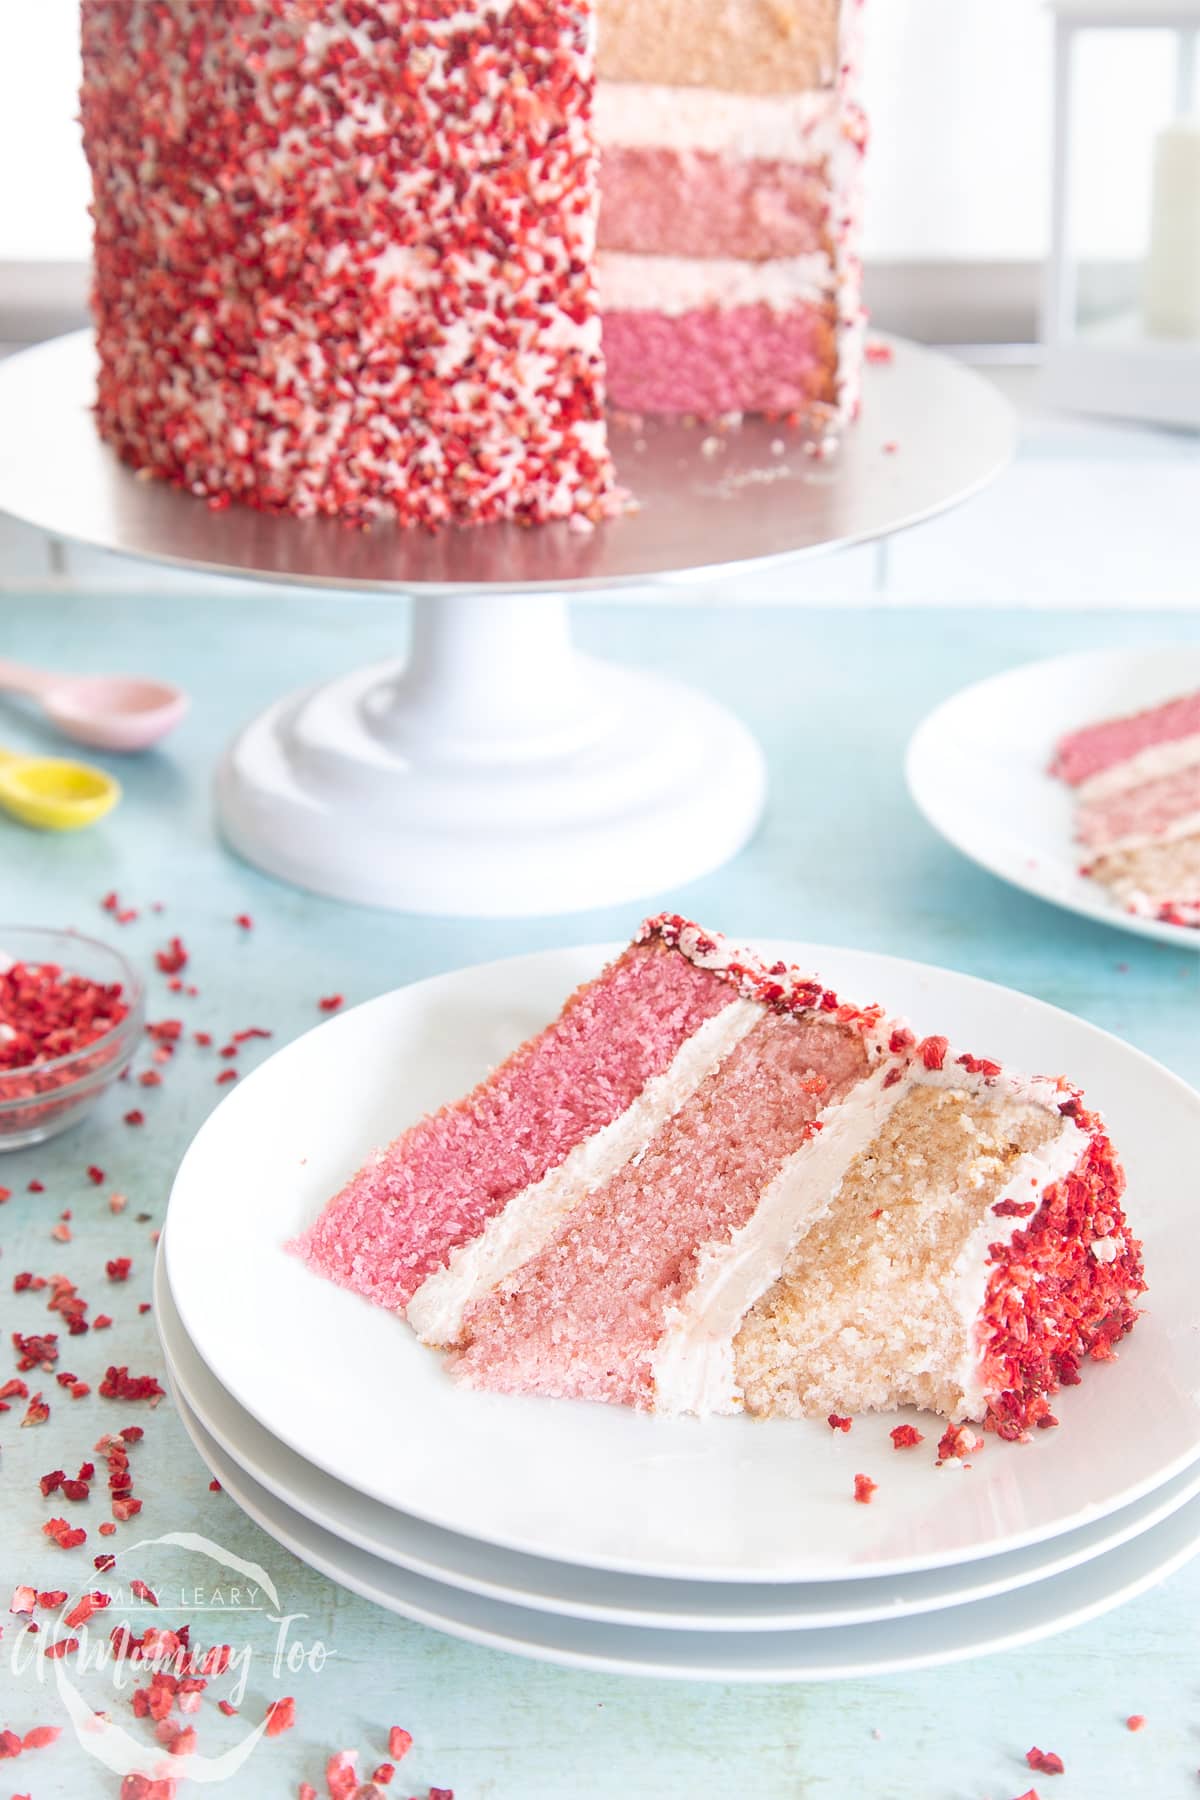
[1043,0,1200,428]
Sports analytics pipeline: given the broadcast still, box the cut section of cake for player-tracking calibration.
[595,0,867,423]
[1052,688,1200,930]
[295,916,1144,1439]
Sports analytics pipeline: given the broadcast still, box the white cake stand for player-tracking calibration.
[0,330,1014,915]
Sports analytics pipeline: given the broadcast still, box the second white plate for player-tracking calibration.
[163,941,1200,1583]
[906,645,1200,950]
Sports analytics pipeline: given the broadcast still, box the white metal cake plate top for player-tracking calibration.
[907,647,1200,952]
[0,331,1014,592]
[164,941,1200,1584]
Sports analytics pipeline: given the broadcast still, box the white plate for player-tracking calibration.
[155,1245,1200,1633]
[164,942,1200,1583]
[906,646,1200,950]
[173,1378,1200,1681]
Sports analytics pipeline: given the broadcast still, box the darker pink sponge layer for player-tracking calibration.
[602,300,836,417]
[1051,689,1200,786]
[291,941,734,1310]
[452,1014,870,1408]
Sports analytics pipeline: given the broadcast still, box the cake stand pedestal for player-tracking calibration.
[0,330,1015,916]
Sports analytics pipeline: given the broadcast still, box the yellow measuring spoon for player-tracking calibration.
[0,748,121,831]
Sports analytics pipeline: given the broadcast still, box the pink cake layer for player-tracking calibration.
[292,940,733,1310]
[452,1014,870,1407]
[598,147,831,261]
[602,300,837,416]
[1052,690,1200,786]
[1077,761,1200,850]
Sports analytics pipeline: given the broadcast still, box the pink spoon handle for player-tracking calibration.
[0,658,56,699]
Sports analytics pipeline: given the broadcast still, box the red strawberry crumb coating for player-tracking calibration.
[890,1424,923,1449]
[977,1122,1144,1440]
[79,0,616,529]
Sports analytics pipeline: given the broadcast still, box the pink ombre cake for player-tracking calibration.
[1053,689,1200,930]
[294,916,1144,1440]
[80,1,867,530]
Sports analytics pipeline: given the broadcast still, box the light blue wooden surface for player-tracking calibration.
[1,586,1198,1800]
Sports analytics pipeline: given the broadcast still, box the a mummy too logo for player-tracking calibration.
[10,1532,333,1788]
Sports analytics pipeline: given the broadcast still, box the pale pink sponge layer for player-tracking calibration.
[1077,761,1200,849]
[1052,690,1200,786]
[452,1015,869,1407]
[602,301,836,415]
[599,147,831,261]
[292,940,732,1309]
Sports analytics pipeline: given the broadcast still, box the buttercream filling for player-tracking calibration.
[406,998,762,1346]
[595,80,838,161]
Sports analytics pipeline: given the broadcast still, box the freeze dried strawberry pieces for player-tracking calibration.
[388,1727,413,1761]
[827,1414,852,1432]
[917,1035,949,1071]
[106,1257,133,1282]
[853,1473,877,1504]
[265,1696,296,1737]
[1026,1746,1065,1773]
[889,1425,924,1449]
[99,1367,164,1403]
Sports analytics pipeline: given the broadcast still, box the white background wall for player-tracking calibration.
[0,0,1186,264]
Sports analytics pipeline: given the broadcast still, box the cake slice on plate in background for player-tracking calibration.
[295,915,1144,1441]
[1053,688,1200,930]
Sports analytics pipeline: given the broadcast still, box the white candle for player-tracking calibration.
[1144,117,1200,340]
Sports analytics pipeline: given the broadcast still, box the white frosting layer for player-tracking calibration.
[1077,731,1200,804]
[597,251,834,315]
[651,1060,909,1417]
[406,998,762,1347]
[1088,809,1200,858]
[595,81,838,162]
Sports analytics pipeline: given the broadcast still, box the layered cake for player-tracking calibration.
[79,1,866,528]
[1053,689,1200,930]
[596,0,866,421]
[295,916,1144,1438]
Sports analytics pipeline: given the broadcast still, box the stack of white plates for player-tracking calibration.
[159,944,1200,1680]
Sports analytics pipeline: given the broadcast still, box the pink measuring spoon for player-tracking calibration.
[0,658,189,752]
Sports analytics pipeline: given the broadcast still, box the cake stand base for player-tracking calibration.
[215,592,765,915]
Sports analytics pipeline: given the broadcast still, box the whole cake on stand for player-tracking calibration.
[0,0,1014,915]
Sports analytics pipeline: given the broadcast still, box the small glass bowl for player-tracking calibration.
[0,926,145,1151]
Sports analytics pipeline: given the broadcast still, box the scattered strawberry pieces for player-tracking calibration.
[865,339,894,364]
[1026,1746,1065,1774]
[154,937,189,975]
[917,1034,949,1071]
[123,1109,145,1127]
[853,1473,877,1504]
[42,1516,87,1550]
[265,1696,296,1737]
[87,1164,105,1184]
[106,1256,133,1282]
[318,995,344,1012]
[388,1727,413,1762]
[20,1393,49,1427]
[326,1750,359,1800]
[99,1366,164,1403]
[10,1586,36,1615]
[21,1724,61,1749]
[889,1425,924,1450]
[827,1413,852,1432]
[936,1422,982,1464]
[215,1069,238,1085]
[1127,1714,1146,1731]
[234,914,253,929]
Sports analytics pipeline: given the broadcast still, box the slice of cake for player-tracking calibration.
[1052,689,1200,930]
[295,916,1143,1439]
[80,1,616,529]
[595,0,867,424]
